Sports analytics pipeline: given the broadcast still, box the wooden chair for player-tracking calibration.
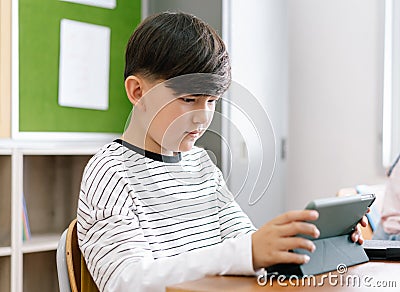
[57,219,99,292]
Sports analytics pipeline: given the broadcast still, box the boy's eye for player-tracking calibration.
[181,98,196,103]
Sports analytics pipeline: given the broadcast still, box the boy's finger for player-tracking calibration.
[351,231,360,243]
[278,237,316,253]
[359,216,368,227]
[272,210,319,225]
[357,234,365,245]
[350,224,365,244]
[278,221,320,238]
[270,251,311,266]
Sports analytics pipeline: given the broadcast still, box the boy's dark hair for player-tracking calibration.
[124,11,231,96]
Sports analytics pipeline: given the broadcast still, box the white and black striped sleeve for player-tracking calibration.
[215,168,257,240]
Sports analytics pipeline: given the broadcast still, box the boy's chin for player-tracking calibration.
[178,141,196,152]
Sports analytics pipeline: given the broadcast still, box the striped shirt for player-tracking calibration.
[77,139,257,291]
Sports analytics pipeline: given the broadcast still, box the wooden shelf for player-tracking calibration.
[0,256,11,292]
[0,149,12,155]
[2,143,101,292]
[23,251,58,292]
[22,234,61,254]
[0,139,106,155]
[0,155,11,249]
[23,154,92,237]
[0,0,11,138]
[0,247,11,257]
[2,0,142,290]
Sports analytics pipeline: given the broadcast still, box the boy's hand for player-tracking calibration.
[350,208,370,245]
[251,210,320,270]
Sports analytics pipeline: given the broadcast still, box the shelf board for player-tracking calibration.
[0,246,11,256]
[0,139,108,155]
[22,234,61,253]
[20,145,103,155]
[0,149,12,155]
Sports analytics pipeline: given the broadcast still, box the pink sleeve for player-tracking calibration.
[381,161,400,234]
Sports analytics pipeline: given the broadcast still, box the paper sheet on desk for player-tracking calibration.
[58,19,110,111]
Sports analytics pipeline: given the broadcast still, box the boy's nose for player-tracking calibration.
[192,109,211,125]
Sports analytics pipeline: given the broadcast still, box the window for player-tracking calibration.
[383,0,400,167]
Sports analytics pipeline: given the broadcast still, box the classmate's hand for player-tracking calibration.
[350,207,370,245]
[251,210,320,270]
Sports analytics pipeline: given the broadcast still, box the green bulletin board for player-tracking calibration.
[18,0,141,133]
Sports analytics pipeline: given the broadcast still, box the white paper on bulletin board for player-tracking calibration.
[58,19,110,111]
[60,0,116,9]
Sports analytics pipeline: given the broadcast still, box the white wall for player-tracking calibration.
[226,0,288,227]
[286,0,386,210]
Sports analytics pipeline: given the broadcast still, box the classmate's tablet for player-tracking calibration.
[303,193,375,239]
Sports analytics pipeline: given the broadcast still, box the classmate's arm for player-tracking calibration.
[380,157,400,234]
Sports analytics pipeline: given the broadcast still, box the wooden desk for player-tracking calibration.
[166,261,400,291]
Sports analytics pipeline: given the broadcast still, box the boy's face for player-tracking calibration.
[139,82,219,155]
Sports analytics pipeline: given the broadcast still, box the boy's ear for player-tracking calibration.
[125,75,146,108]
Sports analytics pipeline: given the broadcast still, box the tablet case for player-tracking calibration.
[268,234,369,276]
[267,194,374,276]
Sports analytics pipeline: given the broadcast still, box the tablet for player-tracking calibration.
[303,193,375,239]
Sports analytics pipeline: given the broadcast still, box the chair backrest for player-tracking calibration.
[56,229,71,292]
[66,219,82,292]
[57,219,99,292]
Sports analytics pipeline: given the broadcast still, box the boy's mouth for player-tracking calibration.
[186,130,203,138]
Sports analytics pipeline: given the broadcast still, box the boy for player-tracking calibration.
[77,12,366,291]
